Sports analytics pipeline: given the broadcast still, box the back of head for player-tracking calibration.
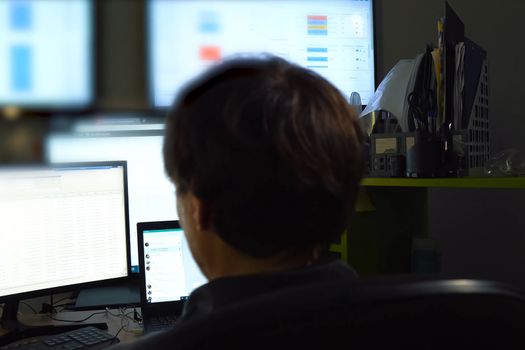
[163,55,364,258]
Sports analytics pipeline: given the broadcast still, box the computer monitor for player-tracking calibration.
[148,0,376,108]
[45,116,176,274]
[0,0,93,109]
[0,161,130,342]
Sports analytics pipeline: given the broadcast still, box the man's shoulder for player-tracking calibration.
[113,261,359,349]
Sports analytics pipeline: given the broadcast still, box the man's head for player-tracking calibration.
[163,56,363,273]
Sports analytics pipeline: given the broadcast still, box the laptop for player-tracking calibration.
[137,220,207,333]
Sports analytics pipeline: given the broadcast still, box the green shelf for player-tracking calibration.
[336,175,525,275]
[361,176,525,189]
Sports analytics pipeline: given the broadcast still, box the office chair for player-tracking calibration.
[134,275,525,349]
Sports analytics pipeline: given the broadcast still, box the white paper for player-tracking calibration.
[360,58,419,134]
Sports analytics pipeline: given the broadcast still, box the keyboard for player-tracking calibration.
[1,326,118,350]
[146,315,178,332]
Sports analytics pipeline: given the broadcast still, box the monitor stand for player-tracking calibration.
[0,300,108,346]
[73,280,140,310]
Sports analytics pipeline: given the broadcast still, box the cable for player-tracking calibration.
[20,301,38,314]
[48,311,107,323]
[39,293,74,315]
[51,303,75,314]
[53,302,75,309]
[51,294,74,307]
[106,307,142,331]
[110,325,125,345]
[134,308,142,323]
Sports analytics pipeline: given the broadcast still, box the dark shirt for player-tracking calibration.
[180,259,357,320]
[114,259,358,349]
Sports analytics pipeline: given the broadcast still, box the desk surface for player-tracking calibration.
[0,309,143,346]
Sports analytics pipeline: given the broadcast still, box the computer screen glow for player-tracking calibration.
[0,0,92,107]
[144,228,206,303]
[148,0,375,108]
[45,118,176,273]
[0,164,129,299]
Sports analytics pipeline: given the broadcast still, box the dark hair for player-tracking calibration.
[163,55,364,258]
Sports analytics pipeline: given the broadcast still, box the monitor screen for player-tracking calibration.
[0,0,93,108]
[141,224,206,303]
[0,162,129,300]
[148,0,376,108]
[45,116,176,273]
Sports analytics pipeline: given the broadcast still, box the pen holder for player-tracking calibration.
[406,137,444,177]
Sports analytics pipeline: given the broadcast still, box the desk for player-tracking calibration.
[329,177,525,276]
[0,308,143,346]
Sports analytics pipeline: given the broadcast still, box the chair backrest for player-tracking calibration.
[165,276,525,349]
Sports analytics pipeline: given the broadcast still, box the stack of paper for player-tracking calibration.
[360,55,424,135]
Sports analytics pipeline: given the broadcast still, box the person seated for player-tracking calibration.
[116,54,364,349]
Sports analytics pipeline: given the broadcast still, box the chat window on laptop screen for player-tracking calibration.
[149,0,375,108]
[0,0,92,106]
[143,228,206,303]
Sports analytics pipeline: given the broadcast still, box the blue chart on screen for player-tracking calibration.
[10,46,32,92]
[0,0,92,107]
[10,0,32,30]
[149,0,376,107]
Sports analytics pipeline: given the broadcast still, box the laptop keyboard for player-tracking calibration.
[148,315,179,332]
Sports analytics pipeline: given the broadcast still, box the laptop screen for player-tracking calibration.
[140,222,207,304]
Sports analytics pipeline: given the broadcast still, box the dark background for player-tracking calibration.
[2,0,524,287]
[375,0,525,289]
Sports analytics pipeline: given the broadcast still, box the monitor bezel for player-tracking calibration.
[0,160,132,304]
[0,0,97,115]
[145,0,377,112]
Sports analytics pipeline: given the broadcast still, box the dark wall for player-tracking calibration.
[428,187,525,289]
[375,0,525,288]
[96,0,148,110]
[375,0,525,153]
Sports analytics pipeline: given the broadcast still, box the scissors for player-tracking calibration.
[408,91,428,132]
[408,88,436,136]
